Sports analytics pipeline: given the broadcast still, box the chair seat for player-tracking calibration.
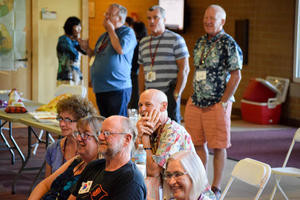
[272,167,300,177]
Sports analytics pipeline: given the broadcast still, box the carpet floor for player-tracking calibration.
[227,128,300,167]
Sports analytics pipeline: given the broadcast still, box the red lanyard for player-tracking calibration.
[199,35,223,64]
[149,32,164,68]
[96,33,109,53]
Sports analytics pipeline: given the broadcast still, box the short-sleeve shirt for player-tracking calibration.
[151,118,195,168]
[138,29,189,92]
[192,30,243,107]
[45,139,64,173]
[72,159,147,200]
[91,25,137,93]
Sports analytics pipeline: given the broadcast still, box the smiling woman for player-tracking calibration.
[163,151,216,200]
[28,115,104,200]
[44,95,98,178]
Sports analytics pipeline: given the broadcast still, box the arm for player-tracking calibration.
[103,18,123,54]
[142,135,163,177]
[28,157,75,200]
[220,69,241,103]
[78,39,94,57]
[67,195,76,200]
[174,57,190,99]
[45,163,52,178]
[138,64,145,94]
[107,28,123,54]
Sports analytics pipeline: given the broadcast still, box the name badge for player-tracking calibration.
[79,181,93,194]
[146,71,156,82]
[195,70,206,81]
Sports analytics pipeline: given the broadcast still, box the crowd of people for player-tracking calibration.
[39,2,243,200]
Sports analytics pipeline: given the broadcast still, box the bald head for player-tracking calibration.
[141,89,168,104]
[207,4,226,21]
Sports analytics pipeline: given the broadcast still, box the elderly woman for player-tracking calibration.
[45,95,98,177]
[28,115,104,200]
[163,151,216,200]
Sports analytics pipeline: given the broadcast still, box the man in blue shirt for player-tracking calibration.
[80,4,137,117]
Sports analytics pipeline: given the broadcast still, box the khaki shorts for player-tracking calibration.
[184,98,232,149]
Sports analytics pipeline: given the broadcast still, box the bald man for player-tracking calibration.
[69,116,147,200]
[184,4,243,199]
[137,89,195,177]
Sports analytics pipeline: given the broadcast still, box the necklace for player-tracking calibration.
[149,32,164,71]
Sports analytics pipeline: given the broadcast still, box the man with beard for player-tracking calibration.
[68,116,147,200]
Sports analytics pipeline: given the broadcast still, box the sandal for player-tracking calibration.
[211,186,222,200]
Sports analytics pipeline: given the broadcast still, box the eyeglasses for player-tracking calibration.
[163,171,188,180]
[56,116,77,123]
[99,130,127,137]
[73,131,94,140]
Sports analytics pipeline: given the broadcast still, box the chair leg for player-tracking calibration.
[269,184,277,200]
[275,178,289,200]
[219,177,234,200]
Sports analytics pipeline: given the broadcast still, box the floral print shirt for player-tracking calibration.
[192,30,243,107]
[56,35,85,81]
[198,186,216,200]
[151,118,195,168]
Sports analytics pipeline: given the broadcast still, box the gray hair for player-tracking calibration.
[77,115,105,143]
[209,4,226,20]
[164,151,209,200]
[121,117,137,151]
[149,5,166,19]
[111,3,127,24]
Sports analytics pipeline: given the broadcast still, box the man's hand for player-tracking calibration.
[137,109,161,137]
[103,18,115,32]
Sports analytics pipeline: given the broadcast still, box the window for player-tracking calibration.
[294,0,300,82]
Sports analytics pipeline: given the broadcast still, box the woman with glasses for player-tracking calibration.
[163,151,216,200]
[45,95,98,177]
[28,115,104,200]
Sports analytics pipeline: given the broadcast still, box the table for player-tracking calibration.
[0,100,61,194]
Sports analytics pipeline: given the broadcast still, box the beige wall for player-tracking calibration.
[32,0,83,103]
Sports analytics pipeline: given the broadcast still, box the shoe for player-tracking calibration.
[211,186,222,200]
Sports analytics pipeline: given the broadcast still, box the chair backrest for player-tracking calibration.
[281,128,300,168]
[220,158,271,200]
[54,84,87,97]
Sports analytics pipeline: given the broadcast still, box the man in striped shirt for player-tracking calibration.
[138,5,190,123]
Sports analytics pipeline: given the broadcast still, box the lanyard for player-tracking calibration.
[96,33,109,54]
[149,32,164,71]
[199,35,223,65]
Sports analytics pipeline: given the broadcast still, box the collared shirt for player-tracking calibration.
[138,29,189,92]
[192,30,243,107]
[151,118,195,168]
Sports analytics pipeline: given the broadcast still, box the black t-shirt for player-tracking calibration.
[72,159,147,200]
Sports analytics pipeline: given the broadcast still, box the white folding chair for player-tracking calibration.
[220,158,271,200]
[269,128,300,200]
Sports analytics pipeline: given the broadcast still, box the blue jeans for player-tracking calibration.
[95,88,132,118]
